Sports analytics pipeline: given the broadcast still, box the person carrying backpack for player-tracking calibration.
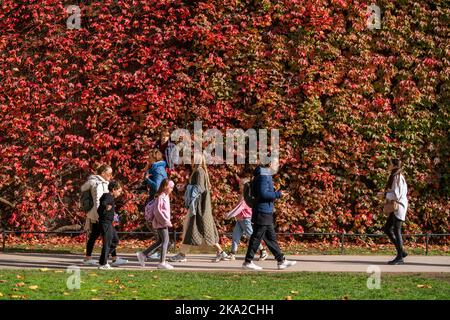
[242,161,296,271]
[80,165,128,266]
[136,179,175,269]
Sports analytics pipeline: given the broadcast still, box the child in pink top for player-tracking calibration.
[226,178,267,260]
[137,179,174,269]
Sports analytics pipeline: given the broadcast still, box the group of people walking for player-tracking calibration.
[80,130,409,270]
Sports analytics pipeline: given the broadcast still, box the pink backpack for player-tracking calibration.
[144,199,157,222]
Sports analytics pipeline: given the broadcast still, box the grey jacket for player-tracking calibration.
[81,175,109,225]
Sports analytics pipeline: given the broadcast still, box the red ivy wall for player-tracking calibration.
[0,0,449,237]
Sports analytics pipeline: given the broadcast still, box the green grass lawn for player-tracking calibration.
[0,270,449,300]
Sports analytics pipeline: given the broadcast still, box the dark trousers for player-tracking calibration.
[99,222,119,266]
[143,228,169,263]
[245,224,284,263]
[383,213,404,257]
[86,222,118,258]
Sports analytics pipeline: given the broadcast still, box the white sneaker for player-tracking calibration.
[83,259,98,266]
[111,257,128,267]
[98,263,112,270]
[136,252,146,267]
[148,252,161,261]
[229,253,236,261]
[258,250,268,261]
[242,261,263,271]
[278,259,297,270]
[157,263,174,270]
[168,253,187,262]
[213,251,230,262]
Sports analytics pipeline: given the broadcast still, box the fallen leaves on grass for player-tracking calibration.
[290,290,299,295]
[88,273,98,277]
[10,295,27,299]
[54,270,63,273]
[417,284,432,289]
[16,282,25,287]
[28,285,39,290]
[285,296,293,300]
[0,292,3,297]
[39,268,49,272]
[16,275,24,280]
[63,292,70,296]
[128,274,135,277]
[0,280,7,283]
[203,295,213,299]
[91,289,98,293]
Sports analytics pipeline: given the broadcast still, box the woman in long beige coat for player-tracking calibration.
[170,154,229,263]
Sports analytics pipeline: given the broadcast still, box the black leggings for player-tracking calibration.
[86,222,117,258]
[383,213,404,257]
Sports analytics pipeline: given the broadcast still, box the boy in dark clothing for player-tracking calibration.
[154,129,176,172]
[243,161,297,271]
[98,181,127,269]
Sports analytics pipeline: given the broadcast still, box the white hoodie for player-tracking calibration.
[81,175,109,224]
[385,173,408,221]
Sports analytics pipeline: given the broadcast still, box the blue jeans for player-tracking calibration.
[231,218,263,254]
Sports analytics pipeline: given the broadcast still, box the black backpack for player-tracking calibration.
[243,178,258,208]
[80,189,94,212]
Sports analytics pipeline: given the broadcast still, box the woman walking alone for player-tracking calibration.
[377,158,409,265]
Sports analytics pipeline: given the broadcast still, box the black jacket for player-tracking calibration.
[97,193,116,223]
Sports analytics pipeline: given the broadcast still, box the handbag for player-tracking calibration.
[383,199,400,214]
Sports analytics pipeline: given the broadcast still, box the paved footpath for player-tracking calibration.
[0,252,449,272]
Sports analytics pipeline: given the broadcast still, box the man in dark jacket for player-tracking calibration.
[243,161,297,270]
